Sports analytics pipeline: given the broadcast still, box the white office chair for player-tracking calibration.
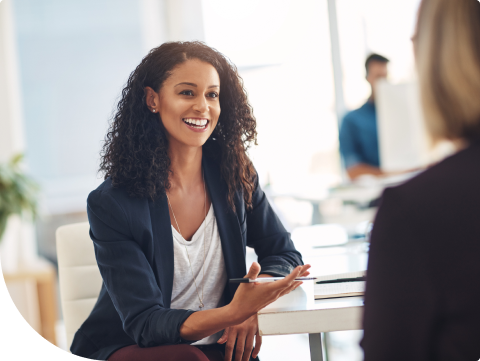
[56,222,102,350]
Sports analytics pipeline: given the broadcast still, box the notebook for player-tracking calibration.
[314,271,366,300]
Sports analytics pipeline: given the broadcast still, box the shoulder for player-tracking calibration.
[342,104,369,127]
[381,143,480,219]
[88,178,131,207]
[87,178,150,223]
[342,110,358,125]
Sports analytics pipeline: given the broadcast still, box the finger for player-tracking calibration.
[218,327,229,344]
[298,264,312,276]
[242,334,255,361]
[244,262,261,280]
[252,334,262,359]
[225,329,237,361]
[272,266,303,288]
[297,265,311,277]
[234,331,247,361]
[279,281,303,297]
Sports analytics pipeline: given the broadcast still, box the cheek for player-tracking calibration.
[213,104,221,122]
[159,101,183,123]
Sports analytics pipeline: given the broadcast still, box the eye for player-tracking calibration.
[208,92,219,98]
[180,90,194,96]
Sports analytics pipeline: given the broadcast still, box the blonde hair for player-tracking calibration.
[415,0,480,142]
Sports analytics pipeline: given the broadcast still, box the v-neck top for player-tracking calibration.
[170,204,227,345]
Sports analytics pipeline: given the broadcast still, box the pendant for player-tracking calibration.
[199,302,204,308]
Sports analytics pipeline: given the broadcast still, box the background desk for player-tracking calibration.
[3,261,58,346]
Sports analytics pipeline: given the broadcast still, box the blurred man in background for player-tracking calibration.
[339,54,389,180]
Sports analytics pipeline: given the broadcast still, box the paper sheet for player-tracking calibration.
[315,270,366,283]
[314,281,365,300]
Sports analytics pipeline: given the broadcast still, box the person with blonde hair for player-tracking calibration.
[362,0,480,359]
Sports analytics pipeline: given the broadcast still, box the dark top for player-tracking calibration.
[362,141,480,360]
[70,152,303,360]
[339,101,380,168]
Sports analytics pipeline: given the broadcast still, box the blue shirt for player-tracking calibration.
[339,101,380,168]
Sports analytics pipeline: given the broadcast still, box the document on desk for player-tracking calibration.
[314,271,366,300]
[314,281,365,299]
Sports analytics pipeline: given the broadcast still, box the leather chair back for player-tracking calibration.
[56,222,102,349]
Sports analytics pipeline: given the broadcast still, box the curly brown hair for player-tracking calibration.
[99,41,258,211]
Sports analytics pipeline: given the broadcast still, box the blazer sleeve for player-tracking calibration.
[246,177,304,277]
[87,189,196,347]
[361,187,437,361]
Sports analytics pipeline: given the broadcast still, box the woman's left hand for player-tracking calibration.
[217,313,260,361]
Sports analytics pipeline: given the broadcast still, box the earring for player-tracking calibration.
[152,109,156,113]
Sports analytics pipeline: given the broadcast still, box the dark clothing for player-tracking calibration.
[108,344,222,361]
[70,151,303,360]
[108,343,257,361]
[362,141,480,360]
[339,101,380,168]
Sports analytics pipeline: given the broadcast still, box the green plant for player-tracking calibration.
[0,154,39,242]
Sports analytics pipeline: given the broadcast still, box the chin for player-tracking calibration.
[183,136,210,148]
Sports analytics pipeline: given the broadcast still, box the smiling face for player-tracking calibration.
[145,59,221,151]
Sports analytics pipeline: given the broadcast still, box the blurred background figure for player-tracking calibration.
[339,54,389,180]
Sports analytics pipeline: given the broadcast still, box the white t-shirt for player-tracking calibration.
[170,204,227,345]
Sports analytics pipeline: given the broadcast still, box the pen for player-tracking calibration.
[316,276,366,284]
[229,277,316,283]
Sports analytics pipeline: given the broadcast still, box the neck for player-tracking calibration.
[168,141,203,191]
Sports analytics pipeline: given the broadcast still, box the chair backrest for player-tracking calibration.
[56,222,103,350]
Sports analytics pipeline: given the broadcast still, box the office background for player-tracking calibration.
[0,0,421,360]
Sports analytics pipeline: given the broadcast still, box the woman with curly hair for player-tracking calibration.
[70,41,309,361]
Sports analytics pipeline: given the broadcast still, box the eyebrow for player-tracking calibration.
[174,82,219,89]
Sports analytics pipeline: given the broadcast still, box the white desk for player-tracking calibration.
[258,281,363,361]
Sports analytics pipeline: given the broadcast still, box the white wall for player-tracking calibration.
[9,0,207,215]
[0,0,25,162]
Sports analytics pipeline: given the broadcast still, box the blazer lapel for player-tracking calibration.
[203,156,246,299]
[149,196,175,308]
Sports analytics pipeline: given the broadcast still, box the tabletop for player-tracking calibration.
[258,281,364,336]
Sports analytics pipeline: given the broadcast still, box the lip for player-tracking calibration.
[182,118,210,133]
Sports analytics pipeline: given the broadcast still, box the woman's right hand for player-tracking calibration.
[228,262,311,323]
[179,262,310,343]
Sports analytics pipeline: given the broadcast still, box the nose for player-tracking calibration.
[192,95,208,114]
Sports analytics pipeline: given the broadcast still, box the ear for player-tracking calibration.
[144,86,160,113]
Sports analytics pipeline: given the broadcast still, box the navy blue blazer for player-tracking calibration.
[70,153,303,360]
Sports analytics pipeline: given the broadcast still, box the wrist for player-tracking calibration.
[224,302,252,325]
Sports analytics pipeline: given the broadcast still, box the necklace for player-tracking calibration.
[166,171,207,309]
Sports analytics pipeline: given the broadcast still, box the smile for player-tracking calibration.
[182,118,209,131]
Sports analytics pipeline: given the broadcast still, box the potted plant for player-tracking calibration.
[0,154,39,243]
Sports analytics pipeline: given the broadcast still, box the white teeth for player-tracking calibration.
[183,118,208,127]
